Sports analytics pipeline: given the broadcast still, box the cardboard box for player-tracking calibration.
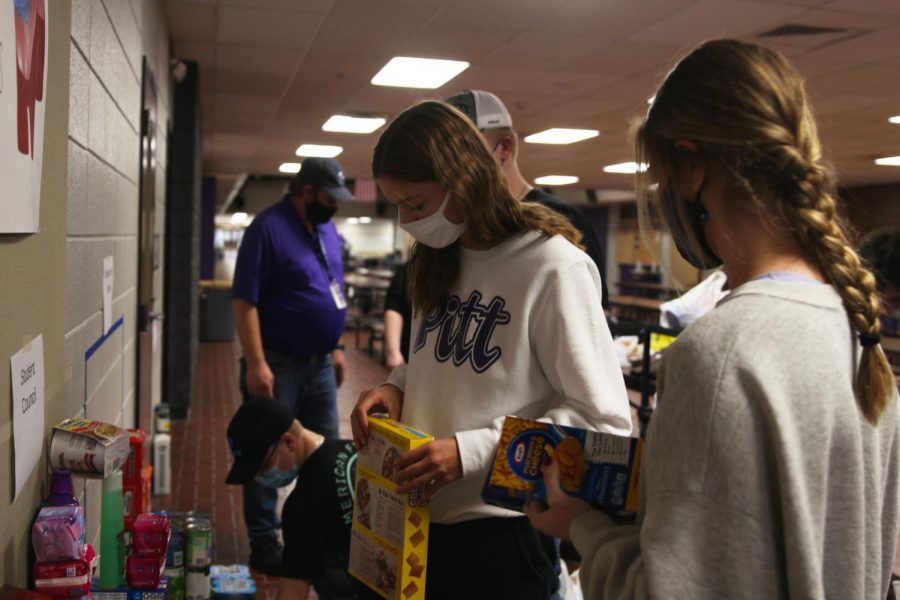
[125,429,148,485]
[90,576,168,600]
[349,417,432,600]
[124,466,153,531]
[482,416,642,515]
[49,417,130,478]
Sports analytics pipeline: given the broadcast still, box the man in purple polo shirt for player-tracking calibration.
[231,157,353,574]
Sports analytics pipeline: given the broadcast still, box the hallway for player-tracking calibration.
[155,335,389,599]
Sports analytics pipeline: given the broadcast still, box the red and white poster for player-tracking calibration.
[0,0,47,233]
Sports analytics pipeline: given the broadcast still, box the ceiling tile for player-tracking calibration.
[217,6,323,49]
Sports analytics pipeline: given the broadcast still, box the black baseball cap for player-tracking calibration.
[289,157,355,202]
[225,399,294,485]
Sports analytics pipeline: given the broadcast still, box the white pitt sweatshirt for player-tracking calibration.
[387,230,632,524]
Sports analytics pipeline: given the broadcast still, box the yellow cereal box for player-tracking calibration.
[349,416,432,600]
[482,416,643,516]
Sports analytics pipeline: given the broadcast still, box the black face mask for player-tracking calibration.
[307,194,337,224]
[659,183,722,270]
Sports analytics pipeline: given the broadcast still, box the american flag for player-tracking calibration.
[353,178,378,202]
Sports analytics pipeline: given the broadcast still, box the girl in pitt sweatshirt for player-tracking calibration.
[351,100,632,600]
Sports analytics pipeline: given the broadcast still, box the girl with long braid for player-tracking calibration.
[527,39,900,599]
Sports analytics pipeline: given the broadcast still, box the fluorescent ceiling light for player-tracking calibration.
[371,57,470,89]
[296,144,343,158]
[603,162,648,174]
[346,218,360,225]
[279,162,302,173]
[323,115,386,134]
[875,156,900,166]
[524,128,599,145]
[230,212,248,224]
[534,175,579,186]
[647,96,655,105]
[889,115,900,124]
[359,217,372,224]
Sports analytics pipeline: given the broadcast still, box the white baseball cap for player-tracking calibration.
[446,89,513,130]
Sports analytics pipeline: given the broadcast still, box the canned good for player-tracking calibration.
[186,521,212,567]
[186,567,210,600]
[165,566,186,600]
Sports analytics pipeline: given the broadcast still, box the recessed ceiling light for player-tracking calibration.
[534,175,579,186]
[279,162,302,173]
[323,115,386,134]
[371,57,470,89]
[524,128,599,145]
[603,162,648,174]
[295,144,343,158]
[346,218,360,225]
[647,96,655,105]
[889,115,900,124]
[875,156,900,166]
[359,217,372,224]
[230,212,249,224]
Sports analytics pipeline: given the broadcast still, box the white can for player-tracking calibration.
[185,567,210,600]
[153,433,172,495]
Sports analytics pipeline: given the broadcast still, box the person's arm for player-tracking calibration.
[233,298,274,398]
[384,309,405,370]
[276,578,311,600]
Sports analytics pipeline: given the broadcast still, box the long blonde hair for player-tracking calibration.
[635,39,893,424]
[372,100,582,316]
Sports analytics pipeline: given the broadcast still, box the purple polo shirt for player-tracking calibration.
[232,196,346,356]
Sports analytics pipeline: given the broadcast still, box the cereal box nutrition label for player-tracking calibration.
[349,417,432,600]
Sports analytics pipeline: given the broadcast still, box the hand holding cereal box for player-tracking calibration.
[482,416,642,516]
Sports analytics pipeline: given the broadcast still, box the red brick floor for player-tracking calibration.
[153,333,389,599]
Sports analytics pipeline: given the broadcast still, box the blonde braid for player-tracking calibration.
[777,141,894,424]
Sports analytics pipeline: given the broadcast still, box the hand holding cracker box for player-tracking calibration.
[349,416,431,600]
[482,416,642,516]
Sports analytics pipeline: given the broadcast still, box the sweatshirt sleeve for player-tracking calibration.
[531,260,632,434]
[385,363,407,392]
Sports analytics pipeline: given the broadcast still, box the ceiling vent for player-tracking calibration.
[759,24,847,38]
[757,23,868,50]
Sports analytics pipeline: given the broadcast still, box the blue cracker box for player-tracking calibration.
[90,576,168,600]
[482,417,643,515]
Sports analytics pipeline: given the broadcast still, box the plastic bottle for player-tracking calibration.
[99,470,125,589]
[45,469,79,506]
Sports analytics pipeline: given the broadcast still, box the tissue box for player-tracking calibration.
[126,553,167,589]
[482,416,643,515]
[349,417,431,600]
[132,513,170,557]
[32,506,86,563]
[49,417,130,478]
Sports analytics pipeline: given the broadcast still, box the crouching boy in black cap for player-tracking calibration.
[225,399,367,600]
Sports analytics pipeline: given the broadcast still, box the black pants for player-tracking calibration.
[425,517,556,600]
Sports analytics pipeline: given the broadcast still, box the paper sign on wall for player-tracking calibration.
[103,256,113,333]
[0,0,49,233]
[10,334,44,500]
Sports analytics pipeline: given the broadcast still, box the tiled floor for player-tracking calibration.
[153,333,389,599]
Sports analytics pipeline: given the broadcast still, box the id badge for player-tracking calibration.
[330,280,348,310]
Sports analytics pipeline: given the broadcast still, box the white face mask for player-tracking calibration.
[399,191,466,249]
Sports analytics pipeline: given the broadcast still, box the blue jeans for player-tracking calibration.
[239,348,339,542]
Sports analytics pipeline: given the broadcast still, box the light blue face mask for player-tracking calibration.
[255,463,299,488]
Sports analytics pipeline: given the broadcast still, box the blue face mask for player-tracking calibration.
[255,463,299,488]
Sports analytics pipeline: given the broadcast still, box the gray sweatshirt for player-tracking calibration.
[571,280,900,599]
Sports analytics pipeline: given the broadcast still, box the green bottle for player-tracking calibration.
[99,470,125,589]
